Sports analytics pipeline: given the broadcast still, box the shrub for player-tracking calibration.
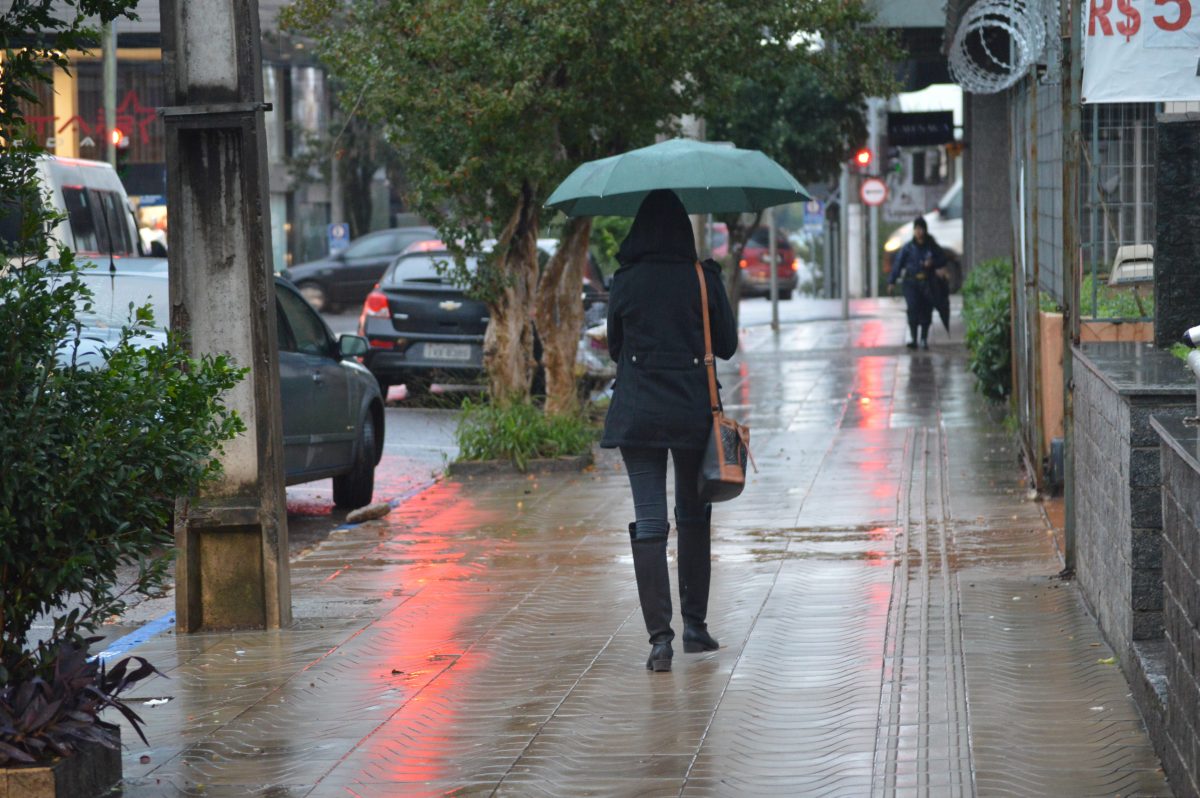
[0,0,244,762]
[1039,276,1154,319]
[454,398,596,471]
[962,257,1013,401]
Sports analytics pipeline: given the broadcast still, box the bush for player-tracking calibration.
[962,257,1013,401]
[454,398,596,471]
[1039,276,1154,319]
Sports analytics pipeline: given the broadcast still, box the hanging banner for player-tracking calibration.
[1082,0,1200,103]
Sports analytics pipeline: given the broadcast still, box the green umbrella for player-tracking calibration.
[545,138,810,217]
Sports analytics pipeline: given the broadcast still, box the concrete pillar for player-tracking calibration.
[1153,116,1200,348]
[963,92,1014,272]
[159,0,291,631]
[52,69,78,157]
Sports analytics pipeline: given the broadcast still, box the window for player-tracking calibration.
[344,231,399,259]
[276,285,332,357]
[95,190,135,255]
[62,187,99,253]
[382,254,476,286]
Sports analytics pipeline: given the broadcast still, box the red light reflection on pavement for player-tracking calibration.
[853,319,887,349]
[322,479,510,788]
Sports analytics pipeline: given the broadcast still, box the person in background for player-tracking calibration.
[600,189,738,673]
[887,216,946,350]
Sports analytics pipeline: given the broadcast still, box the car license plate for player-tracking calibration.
[424,343,471,361]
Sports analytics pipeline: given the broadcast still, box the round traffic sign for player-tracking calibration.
[860,178,887,207]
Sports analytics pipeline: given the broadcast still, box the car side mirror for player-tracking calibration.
[338,334,369,358]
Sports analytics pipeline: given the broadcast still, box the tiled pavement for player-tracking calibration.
[108,298,1171,796]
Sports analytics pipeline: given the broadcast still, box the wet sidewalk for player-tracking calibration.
[111,297,1170,797]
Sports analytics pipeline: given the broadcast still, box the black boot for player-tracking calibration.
[629,523,674,672]
[676,508,719,653]
[906,322,918,350]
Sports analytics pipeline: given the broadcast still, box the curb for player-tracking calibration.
[448,451,594,477]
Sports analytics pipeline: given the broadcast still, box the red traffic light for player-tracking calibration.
[854,148,872,168]
[110,128,123,146]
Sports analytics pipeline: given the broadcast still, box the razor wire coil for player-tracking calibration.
[949,0,1049,93]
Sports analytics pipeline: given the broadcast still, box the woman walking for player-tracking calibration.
[887,216,946,350]
[600,189,738,672]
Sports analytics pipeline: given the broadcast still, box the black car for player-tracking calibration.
[287,226,437,313]
[358,250,488,394]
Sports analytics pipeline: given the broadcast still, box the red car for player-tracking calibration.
[738,227,797,299]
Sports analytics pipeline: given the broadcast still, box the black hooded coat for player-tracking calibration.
[600,190,738,450]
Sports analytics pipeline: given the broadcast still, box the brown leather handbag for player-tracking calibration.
[694,261,751,503]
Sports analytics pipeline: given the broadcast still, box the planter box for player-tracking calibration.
[449,451,594,477]
[1037,311,1154,458]
[0,736,120,798]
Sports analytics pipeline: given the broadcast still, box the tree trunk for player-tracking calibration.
[535,216,591,416]
[482,182,540,405]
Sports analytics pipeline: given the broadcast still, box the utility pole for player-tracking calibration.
[1061,0,1083,571]
[867,98,882,299]
[839,165,850,320]
[768,206,779,331]
[159,0,291,631]
[102,22,116,166]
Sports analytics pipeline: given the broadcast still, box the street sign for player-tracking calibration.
[860,178,887,207]
[327,222,350,253]
[887,111,955,146]
[802,199,825,233]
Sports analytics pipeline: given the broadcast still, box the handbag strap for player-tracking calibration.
[694,260,721,414]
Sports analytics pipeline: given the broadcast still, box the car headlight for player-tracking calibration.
[884,237,902,253]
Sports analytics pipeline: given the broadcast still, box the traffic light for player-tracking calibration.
[112,128,131,176]
[852,147,873,174]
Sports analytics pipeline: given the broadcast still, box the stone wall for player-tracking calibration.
[1073,345,1194,659]
[1074,356,1135,656]
[1155,417,1200,798]
[1154,116,1200,349]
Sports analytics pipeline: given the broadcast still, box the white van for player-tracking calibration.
[1,155,143,262]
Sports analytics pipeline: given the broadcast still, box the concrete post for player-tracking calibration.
[1153,116,1200,349]
[159,0,291,631]
[102,22,116,166]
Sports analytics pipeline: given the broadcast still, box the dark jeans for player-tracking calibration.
[620,446,706,540]
[902,279,932,340]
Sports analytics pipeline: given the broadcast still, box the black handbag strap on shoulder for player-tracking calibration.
[694,261,721,415]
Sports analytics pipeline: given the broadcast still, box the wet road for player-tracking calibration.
[104,297,1170,796]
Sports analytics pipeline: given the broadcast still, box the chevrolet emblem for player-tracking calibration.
[439,300,463,311]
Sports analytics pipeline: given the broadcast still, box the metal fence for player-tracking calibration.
[1079,102,1157,320]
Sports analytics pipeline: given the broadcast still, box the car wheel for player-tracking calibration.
[375,377,391,398]
[297,281,331,313]
[333,411,377,510]
[779,289,793,301]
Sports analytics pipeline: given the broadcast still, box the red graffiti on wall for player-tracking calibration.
[29,90,158,149]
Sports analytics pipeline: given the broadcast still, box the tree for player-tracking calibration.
[706,17,900,308]
[283,0,896,412]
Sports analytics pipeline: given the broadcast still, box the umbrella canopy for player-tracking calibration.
[546,138,810,217]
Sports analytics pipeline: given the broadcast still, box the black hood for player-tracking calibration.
[617,189,697,266]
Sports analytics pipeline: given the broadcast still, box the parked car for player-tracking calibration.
[884,177,963,292]
[358,250,489,395]
[2,155,145,265]
[66,261,385,508]
[287,225,437,313]
[738,227,798,299]
[711,222,730,260]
